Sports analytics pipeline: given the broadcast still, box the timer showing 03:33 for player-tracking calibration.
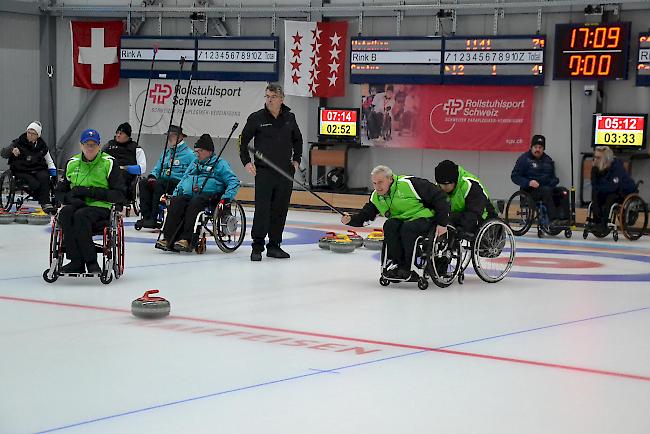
[593,115,645,147]
[553,22,631,80]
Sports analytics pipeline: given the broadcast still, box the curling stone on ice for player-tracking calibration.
[14,208,30,224]
[364,229,384,250]
[329,234,356,253]
[318,231,337,249]
[0,208,14,224]
[131,290,171,319]
[346,230,364,248]
[27,209,52,225]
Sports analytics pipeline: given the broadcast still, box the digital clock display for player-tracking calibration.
[553,22,631,80]
[319,109,358,137]
[592,114,647,150]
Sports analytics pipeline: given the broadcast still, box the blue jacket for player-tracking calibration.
[511,151,559,189]
[150,141,196,181]
[590,158,636,196]
[173,154,240,201]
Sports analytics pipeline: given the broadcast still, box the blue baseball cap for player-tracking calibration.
[80,128,101,144]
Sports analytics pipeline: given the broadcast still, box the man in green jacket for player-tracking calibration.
[55,129,125,274]
[342,165,449,279]
[434,160,497,235]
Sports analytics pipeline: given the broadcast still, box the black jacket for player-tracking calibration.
[591,158,636,196]
[511,150,559,189]
[1,133,51,173]
[239,104,303,170]
[348,177,450,227]
[102,138,139,167]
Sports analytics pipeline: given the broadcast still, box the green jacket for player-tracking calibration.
[448,166,492,220]
[57,152,125,209]
[348,175,449,226]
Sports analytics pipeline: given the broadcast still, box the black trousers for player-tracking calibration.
[58,205,110,264]
[138,178,178,220]
[524,186,559,220]
[162,195,209,243]
[383,218,435,269]
[450,211,481,235]
[14,170,51,204]
[121,171,137,202]
[251,166,293,251]
[591,191,624,224]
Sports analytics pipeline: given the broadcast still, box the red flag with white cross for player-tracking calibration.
[71,21,123,89]
[284,20,348,97]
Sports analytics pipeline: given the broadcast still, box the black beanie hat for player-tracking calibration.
[116,122,132,137]
[531,134,546,148]
[435,160,459,185]
[194,134,215,152]
[168,125,186,136]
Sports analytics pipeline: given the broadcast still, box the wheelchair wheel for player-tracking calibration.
[471,219,516,283]
[115,213,125,277]
[131,178,141,216]
[379,277,390,286]
[42,269,58,283]
[213,200,246,253]
[619,194,648,241]
[0,170,16,211]
[504,191,534,236]
[425,229,461,288]
[100,270,113,285]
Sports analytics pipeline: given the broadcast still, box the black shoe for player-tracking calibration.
[61,261,85,273]
[41,203,56,214]
[251,251,262,261]
[386,268,410,280]
[142,219,157,228]
[267,246,290,259]
[86,261,101,274]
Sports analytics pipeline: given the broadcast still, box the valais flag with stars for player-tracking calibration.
[71,21,122,89]
[284,20,347,97]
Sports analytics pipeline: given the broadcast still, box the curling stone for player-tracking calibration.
[0,209,14,224]
[131,290,171,319]
[318,232,337,249]
[364,229,384,250]
[14,208,30,224]
[329,234,356,253]
[27,209,51,225]
[346,230,364,248]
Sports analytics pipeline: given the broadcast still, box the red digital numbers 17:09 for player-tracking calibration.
[569,26,621,49]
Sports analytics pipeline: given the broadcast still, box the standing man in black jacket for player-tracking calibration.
[239,84,303,261]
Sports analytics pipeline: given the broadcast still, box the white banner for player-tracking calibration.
[129,79,266,138]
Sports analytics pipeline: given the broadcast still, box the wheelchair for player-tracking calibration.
[124,175,141,217]
[42,205,125,284]
[0,168,56,212]
[583,186,648,241]
[504,189,572,239]
[378,218,516,289]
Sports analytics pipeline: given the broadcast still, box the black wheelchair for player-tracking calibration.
[378,218,516,290]
[0,168,56,212]
[504,188,572,238]
[42,205,125,284]
[583,185,648,241]
[124,174,141,217]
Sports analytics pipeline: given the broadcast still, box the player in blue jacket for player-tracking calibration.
[156,134,240,252]
[511,134,569,223]
[137,125,196,228]
[590,145,637,227]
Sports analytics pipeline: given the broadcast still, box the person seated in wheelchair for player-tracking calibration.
[1,121,57,213]
[137,125,195,229]
[341,165,449,280]
[435,160,497,237]
[54,129,125,274]
[102,122,146,203]
[589,145,637,230]
[510,134,569,226]
[156,134,240,252]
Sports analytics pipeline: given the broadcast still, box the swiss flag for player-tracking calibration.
[284,21,347,97]
[71,21,122,89]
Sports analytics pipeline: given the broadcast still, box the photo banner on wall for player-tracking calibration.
[129,79,266,138]
[361,84,533,151]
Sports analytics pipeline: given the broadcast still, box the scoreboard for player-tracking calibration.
[592,114,647,151]
[443,35,546,85]
[120,36,279,81]
[349,35,544,85]
[636,33,650,86]
[350,37,443,84]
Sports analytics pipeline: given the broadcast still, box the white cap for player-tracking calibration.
[26,121,42,137]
